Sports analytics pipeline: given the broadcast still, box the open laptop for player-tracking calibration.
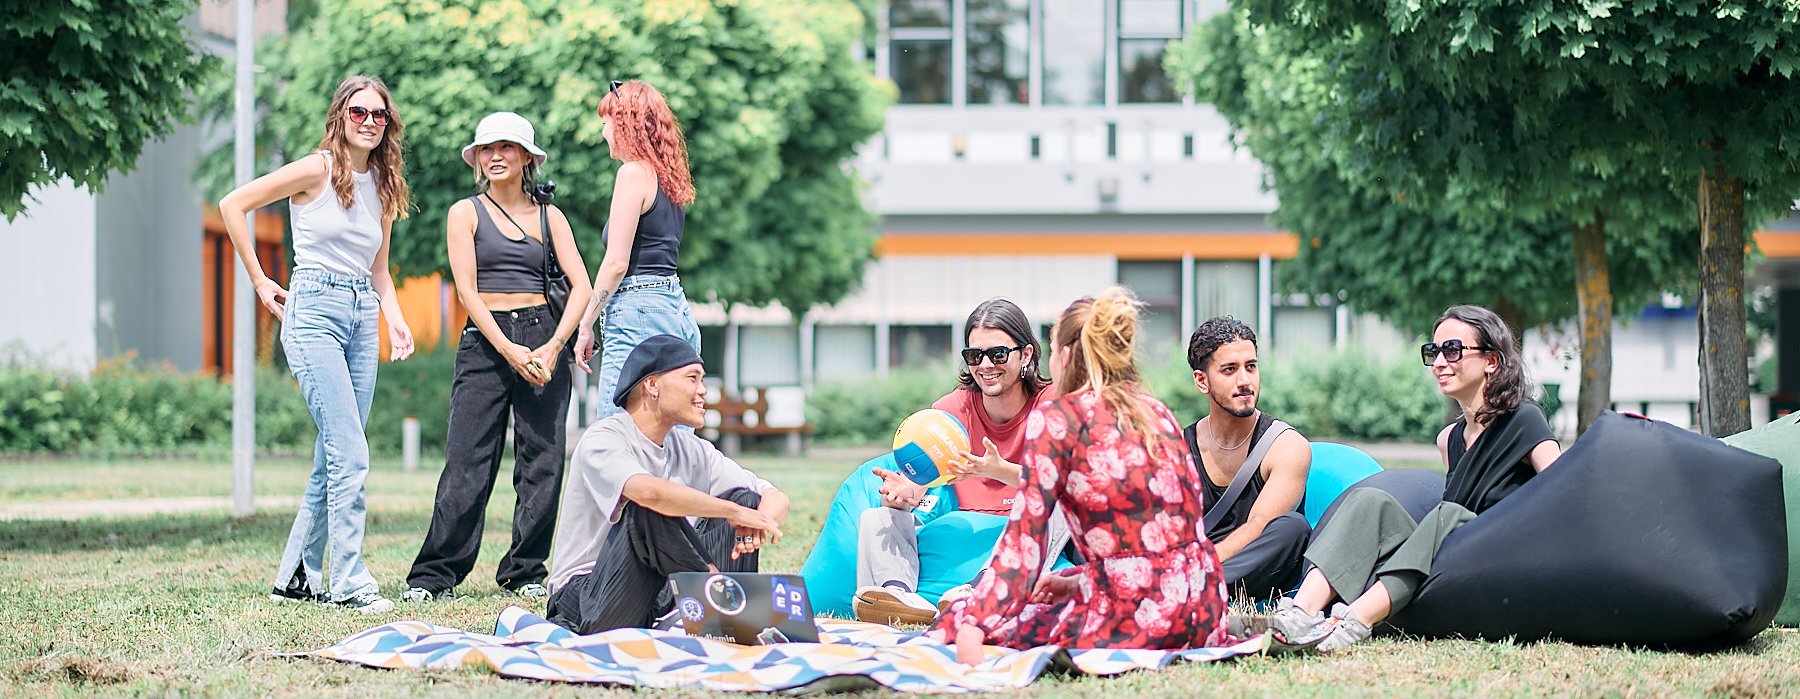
[666,572,820,644]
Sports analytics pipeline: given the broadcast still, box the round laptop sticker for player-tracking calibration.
[704,574,747,616]
[678,596,706,622]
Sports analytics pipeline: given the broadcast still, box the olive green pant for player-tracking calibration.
[1303,489,1476,614]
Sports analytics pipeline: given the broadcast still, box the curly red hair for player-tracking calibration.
[597,80,695,207]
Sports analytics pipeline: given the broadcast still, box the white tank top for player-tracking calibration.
[289,152,384,277]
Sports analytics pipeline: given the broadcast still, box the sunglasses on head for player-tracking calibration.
[610,80,624,98]
[1421,339,1494,365]
[961,345,1023,367]
[345,106,392,126]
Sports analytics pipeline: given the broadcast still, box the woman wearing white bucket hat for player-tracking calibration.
[400,111,593,604]
[572,80,704,424]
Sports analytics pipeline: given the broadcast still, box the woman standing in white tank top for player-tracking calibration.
[218,75,416,614]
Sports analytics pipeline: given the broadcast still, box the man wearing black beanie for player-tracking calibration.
[545,334,790,634]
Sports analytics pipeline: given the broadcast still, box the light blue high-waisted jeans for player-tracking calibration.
[593,274,702,423]
[272,268,381,602]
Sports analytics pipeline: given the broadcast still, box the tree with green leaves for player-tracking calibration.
[200,0,888,319]
[1170,10,1693,434]
[1226,0,1800,436]
[1,0,218,220]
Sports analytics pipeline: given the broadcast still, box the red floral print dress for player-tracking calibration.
[927,390,1234,651]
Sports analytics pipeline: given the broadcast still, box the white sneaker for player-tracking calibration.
[330,590,395,615]
[853,585,938,625]
[936,583,975,613]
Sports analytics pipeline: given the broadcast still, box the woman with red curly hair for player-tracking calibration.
[573,80,703,422]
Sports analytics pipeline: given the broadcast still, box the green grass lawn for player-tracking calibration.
[1,451,1794,697]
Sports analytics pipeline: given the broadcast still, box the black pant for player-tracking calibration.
[406,306,572,592]
[1220,511,1311,601]
[547,488,762,635]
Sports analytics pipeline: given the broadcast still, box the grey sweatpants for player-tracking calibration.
[856,505,1075,592]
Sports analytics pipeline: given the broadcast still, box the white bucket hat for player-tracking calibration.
[461,112,547,169]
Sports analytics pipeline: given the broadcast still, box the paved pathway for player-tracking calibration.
[0,496,302,521]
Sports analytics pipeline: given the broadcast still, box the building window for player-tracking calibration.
[698,325,728,377]
[1119,260,1183,362]
[890,324,953,369]
[1041,0,1105,105]
[1118,0,1184,103]
[893,0,954,104]
[1273,305,1335,354]
[966,0,1030,105]
[740,325,801,387]
[815,324,877,382]
[1194,260,1259,331]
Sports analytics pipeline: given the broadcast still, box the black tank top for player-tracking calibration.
[616,187,683,277]
[1187,413,1284,541]
[470,196,546,294]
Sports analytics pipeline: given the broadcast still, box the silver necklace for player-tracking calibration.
[1209,418,1253,451]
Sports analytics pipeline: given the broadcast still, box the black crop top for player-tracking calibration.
[470,196,546,294]
[616,187,683,277]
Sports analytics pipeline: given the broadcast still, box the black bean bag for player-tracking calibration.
[1386,411,1786,648]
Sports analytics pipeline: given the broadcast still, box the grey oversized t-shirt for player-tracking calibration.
[546,413,772,591]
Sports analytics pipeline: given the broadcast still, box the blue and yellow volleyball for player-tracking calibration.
[891,409,970,487]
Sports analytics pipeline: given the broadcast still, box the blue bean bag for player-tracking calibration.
[798,454,964,617]
[1303,442,1385,527]
[1388,412,1786,647]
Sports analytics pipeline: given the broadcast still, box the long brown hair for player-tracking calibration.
[1435,304,1529,426]
[1053,286,1152,436]
[596,80,696,207]
[316,75,411,222]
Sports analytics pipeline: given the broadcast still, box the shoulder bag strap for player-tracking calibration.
[1202,419,1293,532]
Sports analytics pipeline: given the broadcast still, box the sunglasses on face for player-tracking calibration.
[345,106,392,126]
[961,345,1023,367]
[1421,339,1495,365]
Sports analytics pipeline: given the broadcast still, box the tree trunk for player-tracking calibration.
[1571,216,1612,437]
[1698,159,1751,437]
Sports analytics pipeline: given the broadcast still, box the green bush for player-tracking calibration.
[0,345,457,456]
[806,360,964,444]
[365,344,455,455]
[1143,348,1445,443]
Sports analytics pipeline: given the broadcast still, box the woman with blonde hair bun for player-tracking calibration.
[928,287,1236,664]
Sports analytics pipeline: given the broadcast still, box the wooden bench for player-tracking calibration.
[704,386,814,456]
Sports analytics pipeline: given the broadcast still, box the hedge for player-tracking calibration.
[0,347,456,456]
[805,348,1455,445]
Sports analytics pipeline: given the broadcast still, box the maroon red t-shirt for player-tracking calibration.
[930,385,1048,516]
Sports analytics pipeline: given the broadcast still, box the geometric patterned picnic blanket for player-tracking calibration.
[306,606,1269,693]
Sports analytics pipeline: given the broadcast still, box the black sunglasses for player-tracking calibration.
[610,80,624,98]
[961,345,1023,367]
[345,105,391,126]
[1421,339,1495,365]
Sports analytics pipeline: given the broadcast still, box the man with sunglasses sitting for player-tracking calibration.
[849,299,1068,625]
[1183,316,1315,602]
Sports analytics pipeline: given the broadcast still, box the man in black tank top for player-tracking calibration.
[1183,317,1314,601]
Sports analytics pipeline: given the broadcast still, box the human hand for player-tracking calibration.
[527,342,561,379]
[718,500,782,560]
[871,467,924,510]
[388,319,415,361]
[503,342,550,385]
[955,624,986,666]
[574,325,596,373]
[254,278,289,317]
[954,437,1004,481]
[731,525,777,558]
[1029,574,1079,605]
